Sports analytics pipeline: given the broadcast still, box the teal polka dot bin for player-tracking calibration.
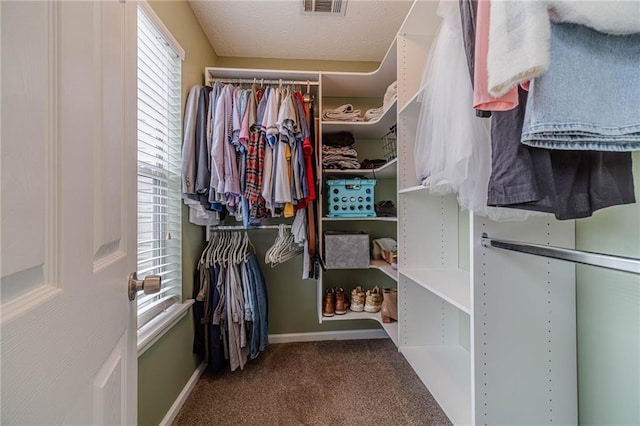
[327,179,376,218]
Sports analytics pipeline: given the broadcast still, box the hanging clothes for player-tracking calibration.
[192,232,269,372]
[454,0,637,220]
[414,0,529,221]
[182,85,220,226]
[181,79,319,271]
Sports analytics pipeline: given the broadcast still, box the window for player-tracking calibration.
[136,4,184,331]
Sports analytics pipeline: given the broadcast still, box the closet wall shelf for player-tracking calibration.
[323,311,398,346]
[400,345,471,426]
[322,216,397,222]
[323,158,397,179]
[321,39,397,98]
[370,259,398,281]
[400,268,470,314]
[322,100,397,138]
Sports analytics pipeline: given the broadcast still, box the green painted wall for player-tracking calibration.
[138,1,216,425]
[575,151,640,425]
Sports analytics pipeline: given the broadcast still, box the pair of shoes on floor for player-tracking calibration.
[349,285,383,313]
[323,287,348,317]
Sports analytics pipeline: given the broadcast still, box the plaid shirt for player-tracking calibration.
[244,125,265,204]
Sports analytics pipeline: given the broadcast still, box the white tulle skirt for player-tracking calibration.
[414,0,531,221]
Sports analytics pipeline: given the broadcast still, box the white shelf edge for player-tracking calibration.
[321,103,397,138]
[323,158,398,179]
[322,99,397,126]
[322,216,397,222]
[320,37,396,79]
[398,84,425,116]
[321,39,397,98]
[375,157,398,176]
[400,345,471,426]
[322,310,398,346]
[370,259,398,281]
[398,185,428,194]
[400,268,471,314]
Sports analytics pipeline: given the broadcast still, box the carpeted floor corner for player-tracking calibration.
[173,339,452,425]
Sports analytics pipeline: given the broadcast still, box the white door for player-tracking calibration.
[1,1,138,424]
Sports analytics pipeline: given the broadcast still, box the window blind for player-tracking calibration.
[136,6,182,330]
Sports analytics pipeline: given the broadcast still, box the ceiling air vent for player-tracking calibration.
[301,0,347,16]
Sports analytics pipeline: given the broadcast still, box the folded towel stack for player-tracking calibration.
[364,107,384,122]
[383,80,398,111]
[363,80,398,122]
[322,104,363,122]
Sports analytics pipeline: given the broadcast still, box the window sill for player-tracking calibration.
[137,299,195,357]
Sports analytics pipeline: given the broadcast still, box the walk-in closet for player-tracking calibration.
[2,0,638,425]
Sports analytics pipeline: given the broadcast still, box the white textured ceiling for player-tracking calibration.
[188,0,413,62]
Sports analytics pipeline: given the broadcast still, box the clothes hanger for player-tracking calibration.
[265,225,302,267]
[200,233,214,266]
[231,232,241,265]
[239,231,250,262]
[221,231,235,266]
[233,232,243,265]
[203,232,218,268]
[303,80,312,103]
[275,227,302,265]
[245,232,255,261]
[265,225,285,266]
[213,231,228,266]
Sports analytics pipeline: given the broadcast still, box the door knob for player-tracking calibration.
[128,272,162,301]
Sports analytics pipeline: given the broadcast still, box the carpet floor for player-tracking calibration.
[173,339,451,425]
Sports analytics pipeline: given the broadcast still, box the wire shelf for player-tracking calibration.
[382,124,397,163]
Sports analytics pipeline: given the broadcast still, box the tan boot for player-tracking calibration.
[381,288,398,323]
[322,288,335,317]
[335,287,348,315]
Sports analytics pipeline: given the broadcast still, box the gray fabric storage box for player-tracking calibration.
[324,231,370,269]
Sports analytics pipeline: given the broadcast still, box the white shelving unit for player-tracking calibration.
[318,33,399,344]
[394,2,578,424]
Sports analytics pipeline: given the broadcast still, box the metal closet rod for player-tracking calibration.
[480,233,640,275]
[210,78,319,86]
[209,224,291,231]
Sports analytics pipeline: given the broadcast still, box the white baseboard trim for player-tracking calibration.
[159,361,207,426]
[269,329,388,344]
